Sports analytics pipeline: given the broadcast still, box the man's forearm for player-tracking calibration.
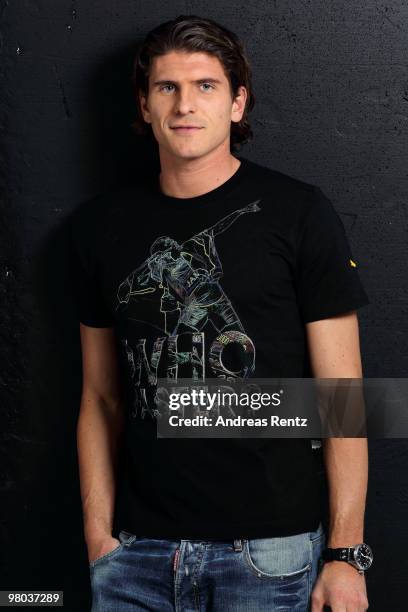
[76,394,124,542]
[322,437,368,547]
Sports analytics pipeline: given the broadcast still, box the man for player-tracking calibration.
[117,201,261,339]
[71,14,371,611]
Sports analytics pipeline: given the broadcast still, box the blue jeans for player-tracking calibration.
[89,522,326,611]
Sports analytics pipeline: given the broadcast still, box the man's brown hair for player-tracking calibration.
[131,15,255,151]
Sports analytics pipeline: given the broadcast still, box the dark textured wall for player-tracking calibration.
[1,2,407,610]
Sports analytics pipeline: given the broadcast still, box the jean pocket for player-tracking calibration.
[243,532,312,581]
[89,530,137,568]
[309,522,325,544]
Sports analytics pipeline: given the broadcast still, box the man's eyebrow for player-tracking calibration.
[152,77,223,86]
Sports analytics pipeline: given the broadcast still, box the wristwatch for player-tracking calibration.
[321,543,373,575]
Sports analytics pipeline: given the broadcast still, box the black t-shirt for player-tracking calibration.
[70,156,369,539]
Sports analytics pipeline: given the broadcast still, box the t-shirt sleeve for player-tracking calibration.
[69,213,115,328]
[295,186,370,324]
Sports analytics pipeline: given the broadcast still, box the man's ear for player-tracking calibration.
[139,92,151,124]
[231,85,247,124]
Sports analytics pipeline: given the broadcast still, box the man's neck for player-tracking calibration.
[158,150,241,199]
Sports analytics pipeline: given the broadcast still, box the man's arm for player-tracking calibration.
[206,199,261,237]
[306,310,369,611]
[76,324,124,563]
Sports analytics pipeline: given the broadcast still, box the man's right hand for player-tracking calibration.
[245,199,261,213]
[87,535,121,564]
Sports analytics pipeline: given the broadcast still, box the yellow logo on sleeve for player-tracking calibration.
[349,259,357,267]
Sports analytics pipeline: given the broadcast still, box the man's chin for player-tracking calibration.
[159,136,224,162]
[167,146,210,161]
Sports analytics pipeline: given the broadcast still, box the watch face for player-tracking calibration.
[353,543,373,570]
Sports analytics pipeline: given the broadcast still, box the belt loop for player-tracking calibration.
[173,548,180,573]
[233,539,243,552]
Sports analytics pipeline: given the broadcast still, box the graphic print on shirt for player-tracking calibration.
[115,200,261,419]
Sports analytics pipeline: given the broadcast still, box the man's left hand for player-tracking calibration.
[311,561,369,611]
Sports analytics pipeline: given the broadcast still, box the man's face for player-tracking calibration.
[139,50,247,160]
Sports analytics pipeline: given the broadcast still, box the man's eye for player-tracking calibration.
[200,83,214,91]
[160,84,175,92]
[159,83,214,93]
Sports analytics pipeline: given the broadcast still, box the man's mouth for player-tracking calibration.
[170,126,203,131]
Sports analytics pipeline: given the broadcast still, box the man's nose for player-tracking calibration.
[173,88,196,114]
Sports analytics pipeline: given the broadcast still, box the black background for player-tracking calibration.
[1,2,407,610]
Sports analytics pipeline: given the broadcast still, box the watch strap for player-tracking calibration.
[322,547,354,562]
